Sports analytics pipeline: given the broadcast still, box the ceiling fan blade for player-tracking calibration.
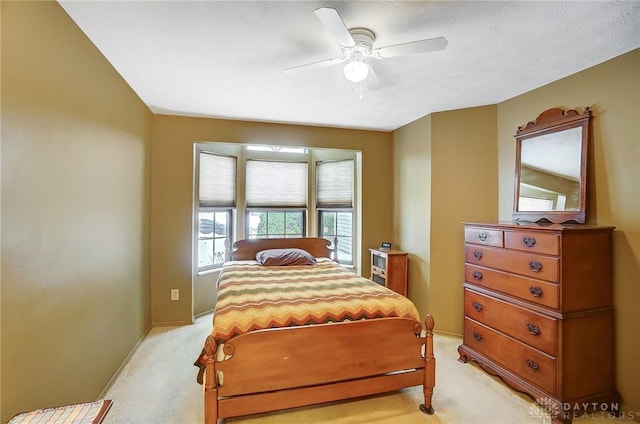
[366,65,381,91]
[283,57,345,75]
[376,36,448,58]
[314,7,355,47]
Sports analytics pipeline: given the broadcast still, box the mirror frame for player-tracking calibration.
[513,107,592,224]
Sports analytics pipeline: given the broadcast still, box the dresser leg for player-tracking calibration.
[457,346,468,363]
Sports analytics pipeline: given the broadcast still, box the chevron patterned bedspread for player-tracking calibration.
[211,258,420,344]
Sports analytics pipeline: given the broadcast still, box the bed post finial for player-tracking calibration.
[420,313,436,415]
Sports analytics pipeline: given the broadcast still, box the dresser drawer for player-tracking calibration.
[465,265,559,309]
[464,289,557,355]
[464,318,556,395]
[465,245,559,283]
[464,227,503,247]
[505,230,559,255]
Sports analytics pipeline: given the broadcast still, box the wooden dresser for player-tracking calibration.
[458,222,619,423]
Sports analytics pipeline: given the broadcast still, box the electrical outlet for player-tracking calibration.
[171,289,179,301]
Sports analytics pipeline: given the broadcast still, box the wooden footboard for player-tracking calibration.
[203,314,435,424]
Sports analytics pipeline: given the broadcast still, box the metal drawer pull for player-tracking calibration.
[472,302,483,312]
[472,271,483,280]
[526,359,540,371]
[473,251,483,260]
[529,261,543,272]
[522,236,536,247]
[472,331,483,341]
[526,323,541,336]
[477,232,488,241]
[529,286,543,297]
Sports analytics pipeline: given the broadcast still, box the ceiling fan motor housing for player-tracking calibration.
[347,28,376,59]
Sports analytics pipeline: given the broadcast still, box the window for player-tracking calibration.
[247,210,305,238]
[245,160,308,238]
[518,196,554,211]
[198,210,232,269]
[197,152,236,271]
[319,211,353,264]
[518,183,565,211]
[246,145,308,154]
[317,159,354,265]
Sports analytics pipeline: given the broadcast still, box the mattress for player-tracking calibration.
[211,258,420,344]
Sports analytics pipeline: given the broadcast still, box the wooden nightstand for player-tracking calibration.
[369,248,408,296]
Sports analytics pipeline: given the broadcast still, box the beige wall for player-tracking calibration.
[0,1,4,416]
[151,115,393,324]
[429,106,498,334]
[393,106,497,334]
[393,116,432,326]
[497,50,640,415]
[1,2,152,421]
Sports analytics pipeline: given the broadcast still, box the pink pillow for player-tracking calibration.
[256,248,317,266]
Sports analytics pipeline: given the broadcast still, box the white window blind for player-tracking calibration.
[245,160,308,207]
[316,159,354,208]
[199,152,236,207]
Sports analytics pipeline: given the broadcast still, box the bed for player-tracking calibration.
[199,237,435,424]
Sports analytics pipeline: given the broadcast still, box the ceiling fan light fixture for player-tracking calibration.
[343,60,369,83]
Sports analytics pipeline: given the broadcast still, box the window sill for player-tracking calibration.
[198,268,222,277]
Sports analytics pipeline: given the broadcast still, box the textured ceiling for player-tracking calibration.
[58,1,640,131]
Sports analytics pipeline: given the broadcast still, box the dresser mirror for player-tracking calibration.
[513,107,592,223]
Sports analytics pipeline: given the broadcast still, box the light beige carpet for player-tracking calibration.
[102,314,636,424]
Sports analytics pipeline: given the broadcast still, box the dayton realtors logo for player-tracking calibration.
[528,397,625,421]
[528,397,563,419]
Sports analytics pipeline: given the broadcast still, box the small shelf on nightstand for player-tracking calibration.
[369,248,408,296]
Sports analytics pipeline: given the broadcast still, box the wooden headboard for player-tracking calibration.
[230,237,336,261]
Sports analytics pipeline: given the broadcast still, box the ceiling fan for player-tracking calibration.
[284,7,448,89]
